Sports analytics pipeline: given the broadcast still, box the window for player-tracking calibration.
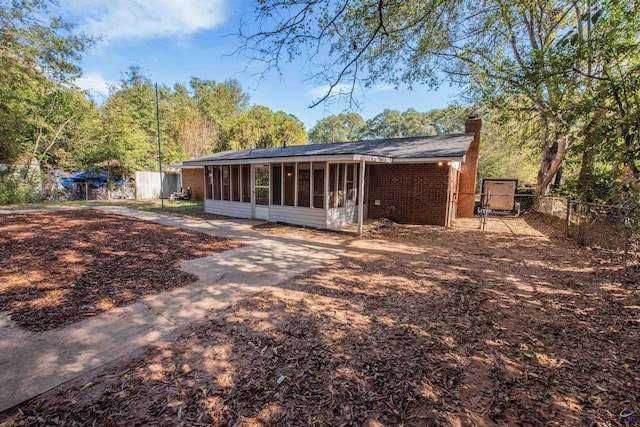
[205,166,213,199]
[272,164,282,205]
[313,163,325,208]
[213,166,221,200]
[297,163,310,207]
[231,165,240,201]
[241,165,250,202]
[284,163,295,206]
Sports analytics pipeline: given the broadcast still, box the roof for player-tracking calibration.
[183,132,475,165]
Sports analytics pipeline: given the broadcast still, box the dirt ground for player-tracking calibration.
[1,221,639,426]
[0,209,242,331]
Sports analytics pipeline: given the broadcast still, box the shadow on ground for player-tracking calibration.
[1,224,638,426]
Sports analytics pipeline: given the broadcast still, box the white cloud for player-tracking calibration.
[75,72,114,97]
[370,83,393,93]
[62,0,228,41]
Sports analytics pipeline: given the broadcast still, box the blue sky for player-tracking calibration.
[58,0,461,130]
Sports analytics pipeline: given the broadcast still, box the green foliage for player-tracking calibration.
[190,78,249,128]
[309,107,468,143]
[0,0,95,175]
[309,113,364,143]
[363,108,467,139]
[0,170,42,204]
[244,0,640,197]
[477,103,539,186]
[223,106,308,150]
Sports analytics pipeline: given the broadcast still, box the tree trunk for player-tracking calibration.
[536,136,568,196]
[623,129,639,177]
[24,129,43,180]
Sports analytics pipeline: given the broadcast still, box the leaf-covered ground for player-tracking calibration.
[1,222,639,426]
[0,209,242,331]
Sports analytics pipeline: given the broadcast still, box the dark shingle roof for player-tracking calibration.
[184,133,474,164]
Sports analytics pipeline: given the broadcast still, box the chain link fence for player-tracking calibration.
[452,192,640,268]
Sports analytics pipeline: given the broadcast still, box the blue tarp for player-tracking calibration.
[59,171,126,189]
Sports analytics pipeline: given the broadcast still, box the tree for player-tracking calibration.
[309,113,364,143]
[567,0,640,200]
[362,108,443,139]
[362,109,404,139]
[179,116,220,160]
[477,105,539,186]
[190,78,249,127]
[242,0,640,196]
[223,106,308,150]
[0,0,95,172]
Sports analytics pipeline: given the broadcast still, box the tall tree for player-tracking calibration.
[96,67,185,175]
[309,113,364,143]
[190,78,249,128]
[223,106,308,150]
[0,0,95,172]
[242,0,640,196]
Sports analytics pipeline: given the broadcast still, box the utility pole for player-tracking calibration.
[155,83,164,208]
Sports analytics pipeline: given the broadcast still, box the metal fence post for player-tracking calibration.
[482,191,490,231]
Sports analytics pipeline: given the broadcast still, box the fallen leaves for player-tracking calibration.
[0,209,242,331]
[0,222,638,426]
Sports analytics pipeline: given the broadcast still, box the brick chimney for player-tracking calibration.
[456,115,482,218]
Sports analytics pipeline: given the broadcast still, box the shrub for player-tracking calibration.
[0,173,43,205]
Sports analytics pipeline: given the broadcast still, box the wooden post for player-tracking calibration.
[84,181,88,201]
[324,162,330,210]
[310,162,313,208]
[294,162,298,207]
[357,160,365,234]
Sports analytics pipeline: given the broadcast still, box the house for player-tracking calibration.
[181,116,481,233]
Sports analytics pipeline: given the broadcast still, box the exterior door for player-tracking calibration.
[253,165,270,220]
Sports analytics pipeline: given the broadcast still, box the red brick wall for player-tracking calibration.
[181,168,205,201]
[457,117,482,217]
[367,163,452,226]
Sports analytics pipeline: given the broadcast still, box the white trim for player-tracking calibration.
[324,161,329,210]
[235,165,242,201]
[309,161,314,209]
[294,162,298,207]
[391,156,465,164]
[280,163,284,205]
[357,160,365,234]
[185,154,392,166]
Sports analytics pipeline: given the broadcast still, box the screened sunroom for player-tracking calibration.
[202,160,369,231]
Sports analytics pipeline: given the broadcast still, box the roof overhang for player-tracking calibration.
[391,156,466,164]
[182,154,468,167]
[183,153,394,166]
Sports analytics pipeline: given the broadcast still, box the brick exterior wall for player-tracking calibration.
[181,168,205,201]
[457,117,482,217]
[367,163,452,226]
